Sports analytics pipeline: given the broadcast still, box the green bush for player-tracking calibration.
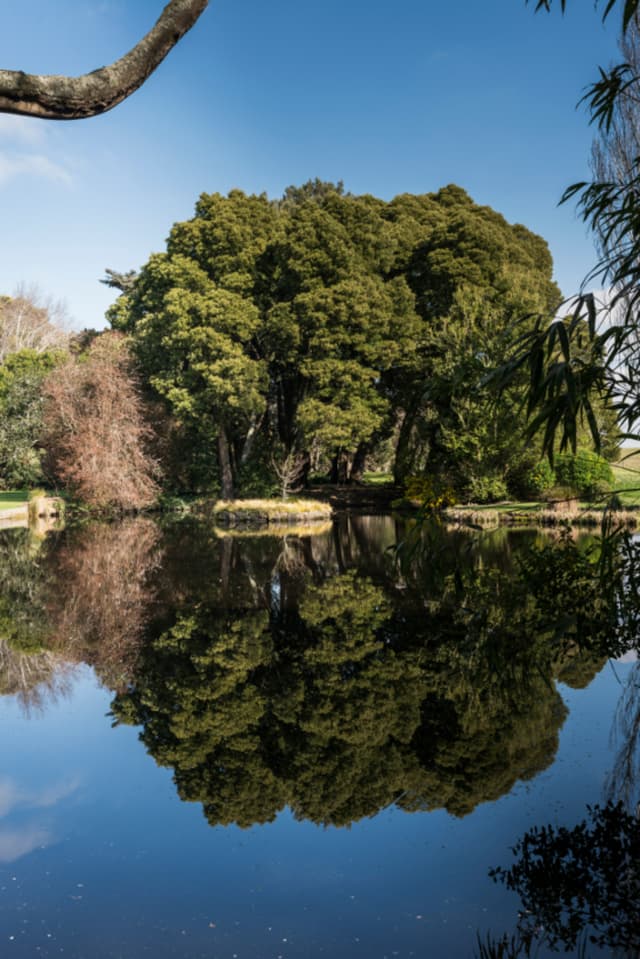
[466,474,508,504]
[584,478,613,502]
[555,449,613,497]
[542,484,580,503]
[519,459,556,498]
[404,475,456,509]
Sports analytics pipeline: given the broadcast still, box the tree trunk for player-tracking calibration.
[330,450,350,485]
[0,0,208,120]
[218,426,235,500]
[239,412,264,466]
[298,450,311,488]
[349,442,369,483]
[394,407,418,485]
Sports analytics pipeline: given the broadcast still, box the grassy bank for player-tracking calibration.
[0,490,28,513]
[211,498,333,526]
[443,503,639,529]
[610,448,640,507]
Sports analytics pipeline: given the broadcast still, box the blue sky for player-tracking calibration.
[0,0,621,329]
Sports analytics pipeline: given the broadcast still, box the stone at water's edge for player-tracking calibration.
[28,495,64,523]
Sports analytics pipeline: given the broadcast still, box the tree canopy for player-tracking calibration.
[110,182,563,499]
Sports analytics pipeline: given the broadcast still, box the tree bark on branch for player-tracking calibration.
[0,0,209,120]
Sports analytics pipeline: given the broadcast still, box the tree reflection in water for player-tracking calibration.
[0,519,162,702]
[486,801,640,957]
[479,530,640,959]
[1,514,638,954]
[108,517,607,827]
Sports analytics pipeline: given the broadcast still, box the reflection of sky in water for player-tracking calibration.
[0,776,80,863]
[0,777,80,818]
[0,659,630,958]
[0,778,78,863]
[617,649,638,663]
[0,825,51,864]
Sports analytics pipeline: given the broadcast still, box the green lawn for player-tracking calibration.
[610,450,640,506]
[362,472,394,486]
[0,490,28,512]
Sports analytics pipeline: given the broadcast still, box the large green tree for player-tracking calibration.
[391,185,562,497]
[111,182,560,497]
[111,253,266,498]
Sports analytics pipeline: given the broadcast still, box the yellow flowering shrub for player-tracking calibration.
[404,476,456,510]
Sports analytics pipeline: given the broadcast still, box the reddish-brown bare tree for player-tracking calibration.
[42,332,161,510]
[46,519,162,690]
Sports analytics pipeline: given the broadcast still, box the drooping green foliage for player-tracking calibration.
[109,182,563,499]
[498,2,640,458]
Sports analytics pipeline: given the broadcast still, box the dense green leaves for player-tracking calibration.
[109,182,562,498]
[0,349,63,488]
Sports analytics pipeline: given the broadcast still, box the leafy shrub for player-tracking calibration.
[584,479,613,502]
[0,350,63,488]
[404,475,456,510]
[541,485,580,504]
[522,459,556,497]
[466,474,508,504]
[555,449,613,497]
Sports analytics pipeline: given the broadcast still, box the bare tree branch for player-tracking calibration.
[0,0,209,120]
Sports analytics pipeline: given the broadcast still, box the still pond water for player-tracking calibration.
[0,514,636,958]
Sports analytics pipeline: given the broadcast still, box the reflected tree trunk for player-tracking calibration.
[219,537,233,601]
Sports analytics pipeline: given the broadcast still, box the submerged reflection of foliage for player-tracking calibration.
[0,529,49,653]
[0,529,73,711]
[45,519,162,689]
[0,520,162,704]
[484,802,640,958]
[0,514,633,833]
[0,638,74,713]
[477,530,640,958]
[110,522,614,829]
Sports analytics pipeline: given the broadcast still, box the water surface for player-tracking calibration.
[0,515,635,957]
